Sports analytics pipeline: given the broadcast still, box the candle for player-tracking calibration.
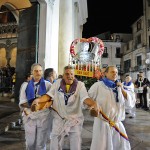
[86,62,88,71]
[95,61,97,71]
[89,62,91,71]
[81,62,83,70]
[92,60,94,72]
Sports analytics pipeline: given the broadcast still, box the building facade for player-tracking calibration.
[96,33,132,80]
[0,0,88,100]
[122,0,150,81]
[0,0,88,74]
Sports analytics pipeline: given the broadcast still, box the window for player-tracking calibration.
[127,43,129,50]
[116,47,120,54]
[102,47,108,58]
[124,59,131,73]
[137,34,141,44]
[116,47,122,58]
[148,19,150,28]
[148,0,150,6]
[137,20,141,31]
[104,47,107,53]
[137,55,142,66]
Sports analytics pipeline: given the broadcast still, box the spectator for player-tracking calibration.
[123,75,136,118]
[134,71,150,111]
[58,74,63,79]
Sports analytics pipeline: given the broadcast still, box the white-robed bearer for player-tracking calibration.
[19,63,52,150]
[123,75,136,118]
[88,66,132,150]
[33,65,98,150]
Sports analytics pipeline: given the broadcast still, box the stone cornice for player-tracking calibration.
[38,0,55,5]
[74,0,88,25]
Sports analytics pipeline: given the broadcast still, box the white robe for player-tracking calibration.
[47,79,89,150]
[88,81,131,150]
[123,82,136,117]
[19,80,52,150]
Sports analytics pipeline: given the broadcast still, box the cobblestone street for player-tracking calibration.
[0,95,150,150]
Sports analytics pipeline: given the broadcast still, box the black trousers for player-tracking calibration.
[139,92,147,108]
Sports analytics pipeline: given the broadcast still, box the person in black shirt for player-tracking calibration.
[134,71,150,110]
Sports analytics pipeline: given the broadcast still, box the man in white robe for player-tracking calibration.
[123,75,136,118]
[88,66,131,150]
[33,65,98,150]
[19,63,52,150]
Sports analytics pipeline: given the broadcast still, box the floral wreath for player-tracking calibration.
[70,37,104,58]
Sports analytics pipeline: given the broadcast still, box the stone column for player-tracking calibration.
[58,0,73,74]
[37,0,55,70]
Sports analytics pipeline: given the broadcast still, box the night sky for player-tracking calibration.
[83,0,143,38]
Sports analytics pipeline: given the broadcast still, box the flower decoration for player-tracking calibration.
[70,37,104,58]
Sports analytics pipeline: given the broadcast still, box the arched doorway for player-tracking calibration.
[0,5,17,68]
[0,47,7,67]
[10,46,17,67]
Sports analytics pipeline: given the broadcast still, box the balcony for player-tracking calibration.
[102,53,108,58]
[115,53,123,58]
[134,65,143,71]
[0,22,18,38]
[124,68,130,73]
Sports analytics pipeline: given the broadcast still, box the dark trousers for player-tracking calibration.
[139,92,147,108]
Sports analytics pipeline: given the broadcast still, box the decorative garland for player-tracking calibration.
[70,37,104,57]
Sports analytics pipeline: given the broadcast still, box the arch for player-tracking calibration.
[7,43,17,67]
[3,3,19,23]
[0,0,31,8]
[9,47,17,67]
[0,0,32,23]
[0,46,7,67]
[0,43,7,49]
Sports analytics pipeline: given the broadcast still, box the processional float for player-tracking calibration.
[69,37,104,78]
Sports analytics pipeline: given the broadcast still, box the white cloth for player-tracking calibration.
[19,80,52,150]
[88,81,131,150]
[46,79,89,150]
[123,82,136,117]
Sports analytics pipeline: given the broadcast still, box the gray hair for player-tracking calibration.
[126,75,132,81]
[63,65,74,73]
[31,63,42,72]
[105,65,117,73]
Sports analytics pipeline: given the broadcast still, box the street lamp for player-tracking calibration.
[145,58,150,78]
[145,59,150,64]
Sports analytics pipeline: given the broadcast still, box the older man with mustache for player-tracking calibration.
[19,63,52,150]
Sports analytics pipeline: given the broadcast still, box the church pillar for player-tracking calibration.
[37,0,56,70]
[58,0,73,74]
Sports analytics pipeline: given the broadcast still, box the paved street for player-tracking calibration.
[0,95,150,150]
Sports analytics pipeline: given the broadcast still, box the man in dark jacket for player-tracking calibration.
[135,71,150,110]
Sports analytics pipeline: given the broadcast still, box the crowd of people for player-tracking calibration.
[0,65,16,93]
[18,63,150,150]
